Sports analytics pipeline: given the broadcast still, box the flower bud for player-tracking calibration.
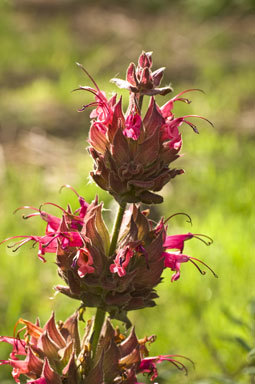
[111,51,172,96]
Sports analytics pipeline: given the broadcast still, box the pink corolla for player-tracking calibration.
[0,187,88,263]
[123,113,142,140]
[110,246,135,277]
[75,248,95,278]
[139,354,193,381]
[163,232,217,282]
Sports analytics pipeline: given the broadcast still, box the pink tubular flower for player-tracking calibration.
[0,337,26,359]
[163,232,194,252]
[110,246,135,277]
[123,113,142,140]
[0,188,88,262]
[162,251,190,282]
[76,248,95,278]
[139,354,192,380]
[162,231,217,282]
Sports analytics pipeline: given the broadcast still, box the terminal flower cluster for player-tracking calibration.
[77,51,212,205]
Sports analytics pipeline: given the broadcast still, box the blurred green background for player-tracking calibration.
[0,0,255,382]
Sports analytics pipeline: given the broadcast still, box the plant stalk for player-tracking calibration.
[108,203,127,257]
[91,203,127,360]
[138,94,144,113]
[91,307,106,360]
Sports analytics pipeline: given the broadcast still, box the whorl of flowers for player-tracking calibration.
[0,313,192,384]
[76,51,212,205]
[1,188,216,327]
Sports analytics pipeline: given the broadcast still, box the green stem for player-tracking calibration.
[108,203,127,257]
[91,308,106,360]
[138,94,144,113]
[91,203,127,360]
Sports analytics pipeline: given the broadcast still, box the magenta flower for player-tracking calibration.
[123,113,142,140]
[162,251,190,282]
[0,188,88,262]
[109,245,135,277]
[163,232,194,252]
[75,248,95,278]
[163,232,217,282]
[139,355,191,380]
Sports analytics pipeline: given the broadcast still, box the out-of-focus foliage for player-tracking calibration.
[0,0,255,383]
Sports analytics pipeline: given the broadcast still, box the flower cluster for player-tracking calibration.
[77,51,212,205]
[1,188,216,327]
[0,313,191,383]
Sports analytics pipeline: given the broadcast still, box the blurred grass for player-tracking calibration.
[0,0,255,382]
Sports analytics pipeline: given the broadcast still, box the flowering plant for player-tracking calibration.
[0,51,216,383]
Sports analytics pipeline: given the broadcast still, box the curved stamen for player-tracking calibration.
[174,97,192,104]
[194,233,213,246]
[169,354,195,368]
[72,86,97,95]
[13,321,26,338]
[8,238,33,252]
[13,206,40,215]
[189,256,218,278]
[172,88,204,100]
[164,212,192,226]
[183,120,200,134]
[59,184,80,198]
[169,359,188,375]
[39,202,68,215]
[189,259,206,275]
[73,86,111,114]
[0,236,32,246]
[77,101,99,112]
[22,213,41,220]
[41,234,59,249]
[183,115,214,128]
[76,62,100,92]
